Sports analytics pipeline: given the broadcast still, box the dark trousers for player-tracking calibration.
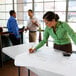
[54,43,72,53]
[9,34,20,45]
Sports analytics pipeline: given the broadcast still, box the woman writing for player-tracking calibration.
[29,11,76,56]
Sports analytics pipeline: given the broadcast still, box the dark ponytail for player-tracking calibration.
[55,14,59,21]
[43,11,59,21]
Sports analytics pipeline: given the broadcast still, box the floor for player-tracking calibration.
[0,60,38,76]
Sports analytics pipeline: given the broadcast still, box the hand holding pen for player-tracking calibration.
[29,46,36,53]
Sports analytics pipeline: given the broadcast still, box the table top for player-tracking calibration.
[2,43,76,76]
[2,43,35,59]
[14,45,76,76]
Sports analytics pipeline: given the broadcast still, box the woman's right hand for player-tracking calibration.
[29,48,36,53]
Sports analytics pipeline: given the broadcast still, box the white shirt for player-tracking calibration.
[27,16,40,31]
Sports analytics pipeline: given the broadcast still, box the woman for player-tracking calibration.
[29,11,76,56]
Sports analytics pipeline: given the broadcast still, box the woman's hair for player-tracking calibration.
[43,11,59,21]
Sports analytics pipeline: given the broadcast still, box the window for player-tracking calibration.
[14,0,33,43]
[68,0,76,32]
[0,0,13,27]
[68,0,76,22]
[0,0,76,49]
[14,0,33,27]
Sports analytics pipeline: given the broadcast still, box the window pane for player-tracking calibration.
[34,3,43,11]
[0,0,13,27]
[24,3,32,11]
[55,0,66,1]
[14,4,17,11]
[68,12,76,22]
[6,0,12,3]
[55,12,66,21]
[0,5,5,11]
[5,12,10,20]
[0,13,5,19]
[68,23,76,32]
[15,3,24,12]
[0,20,6,27]
[34,0,43,2]
[24,12,28,21]
[16,4,24,12]
[0,0,6,4]
[14,3,32,11]
[16,11,24,25]
[6,5,12,11]
[55,2,66,11]
[14,0,17,3]
[17,12,24,20]
[35,12,43,21]
[15,0,32,3]
[24,0,32,3]
[44,0,54,1]
[68,1,76,11]
[44,2,54,11]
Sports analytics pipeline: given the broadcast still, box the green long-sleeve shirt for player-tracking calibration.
[35,21,76,50]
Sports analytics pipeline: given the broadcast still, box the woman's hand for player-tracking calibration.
[29,48,36,53]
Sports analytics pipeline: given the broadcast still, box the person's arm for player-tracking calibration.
[25,27,29,31]
[29,27,49,53]
[25,20,30,31]
[62,22,76,44]
[32,17,40,27]
[31,20,38,26]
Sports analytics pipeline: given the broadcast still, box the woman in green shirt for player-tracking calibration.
[29,11,76,56]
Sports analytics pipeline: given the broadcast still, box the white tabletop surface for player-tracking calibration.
[14,44,76,76]
[2,42,76,76]
[2,43,35,59]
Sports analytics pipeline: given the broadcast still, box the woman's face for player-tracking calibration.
[43,19,56,28]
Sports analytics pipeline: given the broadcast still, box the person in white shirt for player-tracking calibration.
[25,9,40,42]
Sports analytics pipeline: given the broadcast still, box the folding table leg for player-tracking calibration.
[0,50,3,67]
[18,67,20,76]
[0,35,3,68]
[28,69,30,76]
[0,53,2,67]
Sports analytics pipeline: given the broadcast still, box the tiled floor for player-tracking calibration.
[0,60,38,76]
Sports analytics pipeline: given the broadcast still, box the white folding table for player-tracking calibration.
[14,45,76,76]
[2,42,35,76]
[2,42,76,76]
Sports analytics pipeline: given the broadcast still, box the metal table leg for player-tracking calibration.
[18,67,20,76]
[18,67,30,76]
[0,35,3,67]
[0,51,3,67]
[28,69,30,76]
